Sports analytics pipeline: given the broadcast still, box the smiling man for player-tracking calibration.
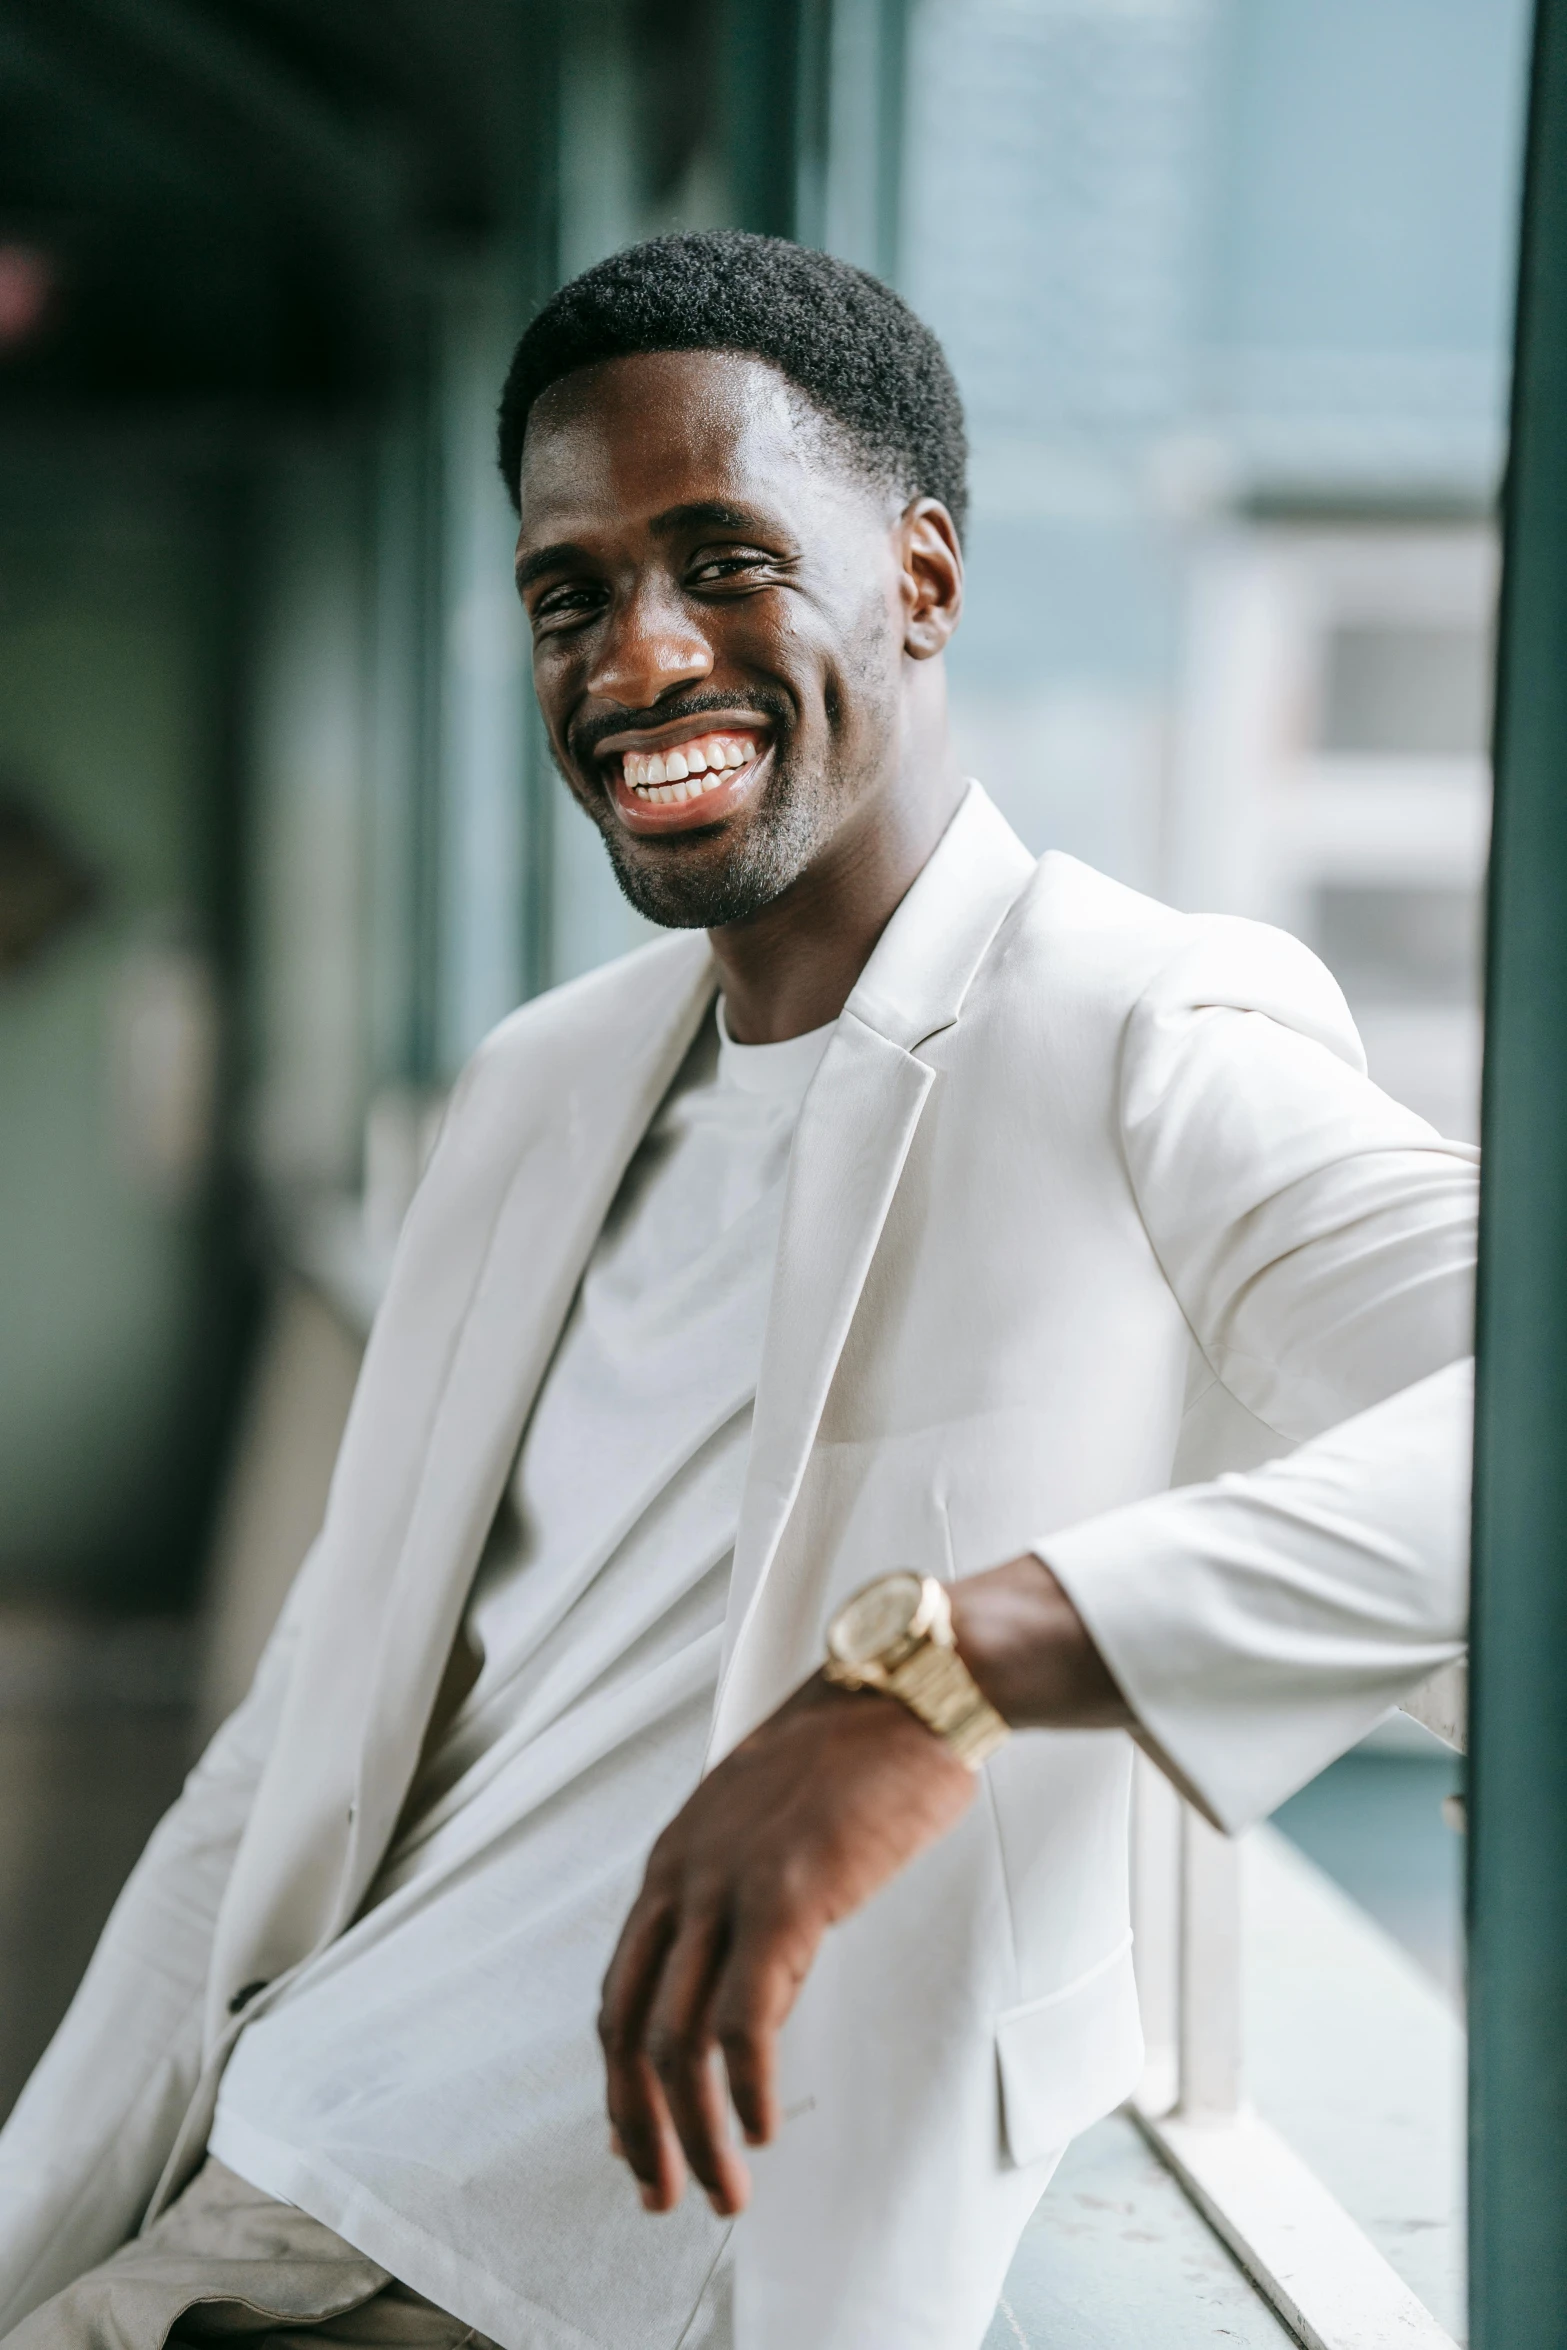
[0,234,1474,2350]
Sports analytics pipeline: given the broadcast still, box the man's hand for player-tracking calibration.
[599,1552,1130,2217]
[598,1671,974,2217]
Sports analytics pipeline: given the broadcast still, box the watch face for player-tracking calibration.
[828,1572,927,1668]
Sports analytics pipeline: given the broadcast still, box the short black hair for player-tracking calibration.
[497,230,968,537]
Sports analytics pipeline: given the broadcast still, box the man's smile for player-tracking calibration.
[589,711,775,835]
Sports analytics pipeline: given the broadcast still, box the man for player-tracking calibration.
[0,232,1473,2350]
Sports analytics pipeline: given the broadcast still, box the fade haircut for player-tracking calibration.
[497,230,968,537]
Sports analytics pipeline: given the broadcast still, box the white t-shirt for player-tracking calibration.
[210,1003,836,2350]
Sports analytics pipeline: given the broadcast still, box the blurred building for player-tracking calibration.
[0,0,1525,1630]
[916,0,1524,1146]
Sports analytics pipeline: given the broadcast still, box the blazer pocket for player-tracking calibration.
[994,1934,1143,2168]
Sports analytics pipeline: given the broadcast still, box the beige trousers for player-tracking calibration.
[4,2161,502,2350]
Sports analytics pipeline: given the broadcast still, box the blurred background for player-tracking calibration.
[0,0,1525,2310]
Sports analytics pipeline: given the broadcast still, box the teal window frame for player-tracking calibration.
[1469,0,1567,2338]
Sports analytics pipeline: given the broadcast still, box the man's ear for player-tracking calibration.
[898,498,963,659]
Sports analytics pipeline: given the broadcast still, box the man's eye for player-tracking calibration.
[533,584,602,624]
[688,552,770,586]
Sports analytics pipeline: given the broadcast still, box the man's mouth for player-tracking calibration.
[621,731,758,803]
[592,718,770,834]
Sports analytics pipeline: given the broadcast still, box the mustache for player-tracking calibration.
[570,686,794,766]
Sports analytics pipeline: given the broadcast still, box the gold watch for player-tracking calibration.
[824,1572,1011,1771]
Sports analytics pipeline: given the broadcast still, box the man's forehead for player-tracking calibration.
[516,349,830,531]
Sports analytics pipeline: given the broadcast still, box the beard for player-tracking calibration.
[561,623,893,932]
[579,753,837,931]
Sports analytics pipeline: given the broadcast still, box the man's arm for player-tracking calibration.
[0,1559,310,2330]
[600,1360,1468,2219]
[601,923,1477,2219]
[1041,1359,1470,1828]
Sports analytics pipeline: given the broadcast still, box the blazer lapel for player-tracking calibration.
[710,785,1037,1757]
[207,933,717,2040]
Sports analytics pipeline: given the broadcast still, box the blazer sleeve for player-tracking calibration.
[0,1551,313,2331]
[1042,919,1477,1830]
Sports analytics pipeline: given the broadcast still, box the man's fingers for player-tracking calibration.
[599,1672,974,2220]
[645,1913,751,2215]
[601,1883,675,2044]
[608,2048,688,2211]
[599,1894,687,2208]
[658,2044,749,2217]
[711,1907,822,2147]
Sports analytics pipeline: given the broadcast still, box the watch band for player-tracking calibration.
[884,1634,1012,1770]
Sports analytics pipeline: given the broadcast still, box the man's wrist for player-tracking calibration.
[949,1553,1131,1732]
[794,1667,980,1782]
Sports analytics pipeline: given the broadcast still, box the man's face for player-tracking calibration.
[514,349,937,930]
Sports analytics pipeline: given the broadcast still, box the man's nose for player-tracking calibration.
[586,578,713,710]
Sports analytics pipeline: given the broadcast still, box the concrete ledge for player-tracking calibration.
[988,2111,1298,2348]
[1135,2104,1458,2350]
[1243,1828,1464,2335]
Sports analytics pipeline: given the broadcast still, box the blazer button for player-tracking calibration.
[227,1979,268,2015]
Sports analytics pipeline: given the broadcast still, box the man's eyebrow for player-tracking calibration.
[514,540,593,590]
[515,504,778,589]
[648,501,775,539]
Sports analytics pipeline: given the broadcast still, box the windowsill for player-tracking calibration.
[1124,1824,1464,2349]
[1242,1825,1464,2336]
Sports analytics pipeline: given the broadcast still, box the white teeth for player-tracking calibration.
[622,731,760,804]
[628,765,728,801]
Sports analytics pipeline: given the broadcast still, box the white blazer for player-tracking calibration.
[0,786,1475,2349]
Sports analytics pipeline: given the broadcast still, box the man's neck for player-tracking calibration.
[709,764,966,1045]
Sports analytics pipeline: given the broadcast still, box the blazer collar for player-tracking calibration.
[711,783,1036,1755]
[843,781,1037,1049]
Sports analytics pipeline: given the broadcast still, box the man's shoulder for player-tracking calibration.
[991,850,1362,1062]
[1009,847,1305,968]
[418,929,711,1200]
